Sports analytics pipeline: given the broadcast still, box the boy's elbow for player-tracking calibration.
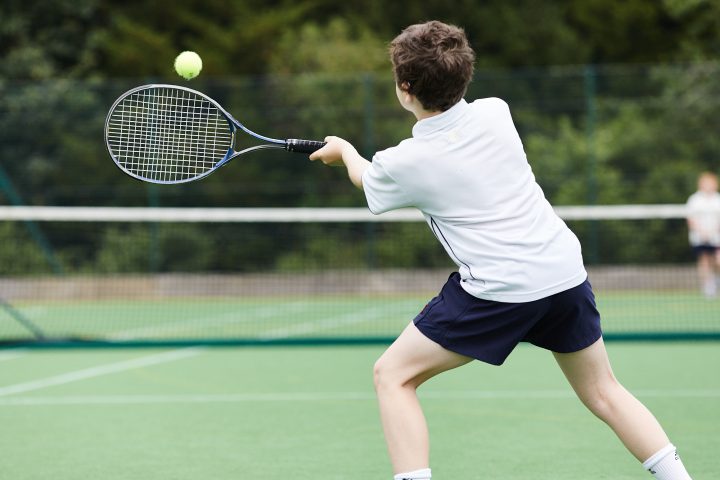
[348,162,368,190]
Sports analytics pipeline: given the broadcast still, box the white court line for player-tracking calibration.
[107,301,320,340]
[1,389,718,406]
[259,303,406,339]
[108,310,262,340]
[109,298,419,341]
[0,348,202,398]
[0,392,373,406]
[0,349,27,362]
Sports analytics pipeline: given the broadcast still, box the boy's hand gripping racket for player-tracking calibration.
[104,84,326,184]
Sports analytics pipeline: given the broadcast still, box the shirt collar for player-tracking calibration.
[412,99,469,137]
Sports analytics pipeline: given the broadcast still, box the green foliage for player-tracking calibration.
[1,62,718,273]
[269,17,388,74]
[564,0,679,63]
[0,223,50,274]
[95,224,215,273]
[94,226,152,273]
[275,223,451,271]
[0,81,110,206]
[527,105,681,205]
[1,2,719,273]
[3,0,720,80]
[663,0,720,60]
[0,0,103,79]
[92,0,318,77]
[275,232,369,271]
[264,0,719,67]
[374,224,452,269]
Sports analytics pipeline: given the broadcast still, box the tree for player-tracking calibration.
[0,0,104,79]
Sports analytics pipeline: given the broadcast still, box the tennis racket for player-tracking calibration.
[104,84,326,184]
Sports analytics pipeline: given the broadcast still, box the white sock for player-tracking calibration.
[642,444,692,479]
[394,468,431,480]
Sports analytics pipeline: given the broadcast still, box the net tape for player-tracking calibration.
[0,204,696,223]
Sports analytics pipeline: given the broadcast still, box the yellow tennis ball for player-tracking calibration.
[174,51,202,80]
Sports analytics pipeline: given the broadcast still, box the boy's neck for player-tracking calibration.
[415,109,442,121]
[398,87,443,121]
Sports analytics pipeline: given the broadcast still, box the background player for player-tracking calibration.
[686,171,720,297]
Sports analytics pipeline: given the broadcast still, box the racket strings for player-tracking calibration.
[106,87,233,182]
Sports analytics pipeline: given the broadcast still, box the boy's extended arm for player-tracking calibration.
[309,136,370,190]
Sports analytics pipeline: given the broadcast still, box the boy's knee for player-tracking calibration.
[580,379,624,420]
[373,356,389,390]
[373,355,407,392]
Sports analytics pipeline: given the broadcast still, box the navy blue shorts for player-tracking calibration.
[413,273,603,366]
[693,244,718,257]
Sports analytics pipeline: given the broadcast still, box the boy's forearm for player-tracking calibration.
[308,136,370,189]
[342,145,371,190]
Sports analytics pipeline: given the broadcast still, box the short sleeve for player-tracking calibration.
[361,151,413,214]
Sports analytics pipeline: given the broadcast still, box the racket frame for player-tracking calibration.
[105,84,324,184]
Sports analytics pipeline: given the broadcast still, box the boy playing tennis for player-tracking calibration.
[310,21,692,480]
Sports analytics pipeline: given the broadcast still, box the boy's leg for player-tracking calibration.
[554,338,691,478]
[553,337,668,460]
[697,252,716,296]
[374,322,472,475]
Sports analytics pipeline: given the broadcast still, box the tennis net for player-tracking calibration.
[0,205,717,345]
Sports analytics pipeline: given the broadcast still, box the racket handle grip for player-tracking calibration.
[285,139,326,154]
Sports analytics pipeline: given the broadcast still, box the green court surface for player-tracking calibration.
[2,290,720,343]
[0,343,717,479]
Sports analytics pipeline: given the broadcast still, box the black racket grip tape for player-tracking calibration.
[285,139,327,154]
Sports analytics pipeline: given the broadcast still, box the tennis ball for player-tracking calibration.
[174,51,202,80]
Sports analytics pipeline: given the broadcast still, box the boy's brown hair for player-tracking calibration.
[389,21,475,112]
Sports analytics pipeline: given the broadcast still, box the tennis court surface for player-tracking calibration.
[1,343,717,479]
[1,206,718,478]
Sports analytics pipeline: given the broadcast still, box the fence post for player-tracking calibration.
[584,65,600,264]
[363,73,377,269]
[0,161,63,274]
[147,184,160,272]
[362,73,376,158]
